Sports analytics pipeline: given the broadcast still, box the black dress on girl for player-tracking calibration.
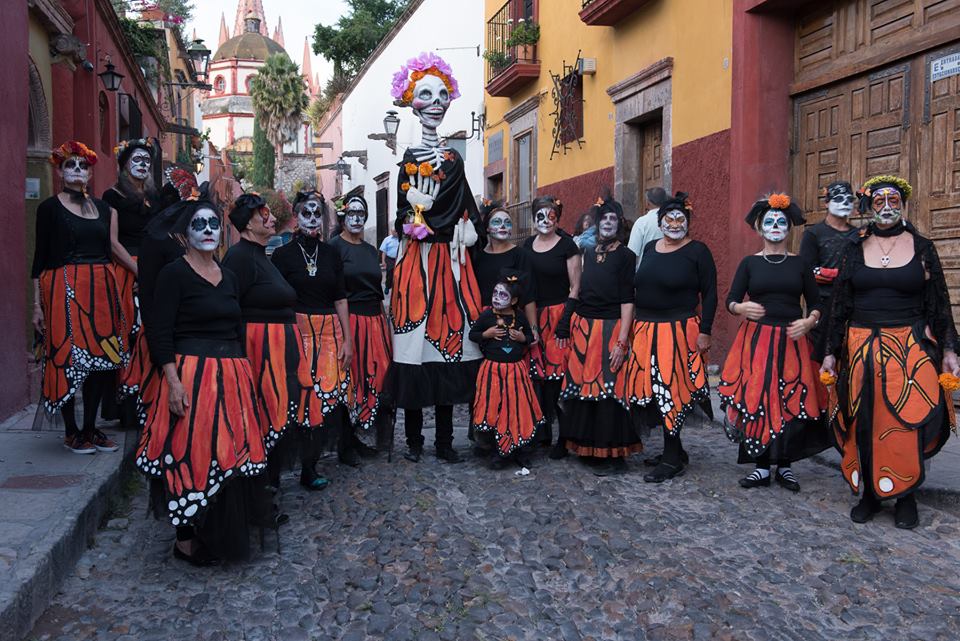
[473,247,536,309]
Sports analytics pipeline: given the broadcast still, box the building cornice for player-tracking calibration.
[28,0,73,34]
[606,57,673,104]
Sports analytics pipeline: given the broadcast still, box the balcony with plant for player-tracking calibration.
[485,2,541,98]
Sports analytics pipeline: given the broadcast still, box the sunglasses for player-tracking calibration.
[189,216,221,233]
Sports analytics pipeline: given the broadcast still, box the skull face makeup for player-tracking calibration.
[760,210,789,243]
[871,187,902,226]
[534,207,558,235]
[487,211,513,241]
[826,184,855,218]
[411,74,450,130]
[598,211,620,241]
[298,197,324,237]
[126,149,152,181]
[660,210,688,241]
[343,199,368,234]
[60,156,91,188]
[187,208,222,251]
[491,283,513,311]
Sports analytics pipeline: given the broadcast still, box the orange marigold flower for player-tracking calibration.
[401,182,411,192]
[819,371,837,387]
[768,193,791,210]
[418,162,433,177]
[404,162,418,176]
[939,373,960,392]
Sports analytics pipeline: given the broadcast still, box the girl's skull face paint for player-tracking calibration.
[660,210,688,240]
[126,149,152,181]
[187,208,221,251]
[534,207,557,235]
[298,198,323,236]
[598,212,620,240]
[411,74,450,129]
[760,210,789,243]
[491,283,512,311]
[826,185,855,218]
[344,200,367,234]
[487,211,513,241]
[871,187,902,226]
[61,156,91,187]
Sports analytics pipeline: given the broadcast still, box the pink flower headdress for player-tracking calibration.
[390,52,461,106]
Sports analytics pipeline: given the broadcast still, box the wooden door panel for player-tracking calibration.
[640,119,663,195]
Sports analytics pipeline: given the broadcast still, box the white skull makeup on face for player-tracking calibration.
[534,207,558,235]
[598,211,620,241]
[187,208,222,251]
[660,210,688,241]
[298,197,323,237]
[344,199,367,234]
[61,156,91,188]
[126,149,152,181]
[826,184,855,218]
[411,74,450,130]
[760,210,789,243]
[491,283,513,311]
[487,211,513,241]
[871,187,902,226]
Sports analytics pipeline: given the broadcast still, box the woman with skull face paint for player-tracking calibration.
[389,53,483,464]
[223,193,314,490]
[521,196,582,455]
[470,273,543,468]
[32,141,127,453]
[139,197,267,564]
[625,193,717,482]
[559,195,639,475]
[330,195,394,464]
[272,190,352,488]
[720,194,827,492]
[821,176,958,529]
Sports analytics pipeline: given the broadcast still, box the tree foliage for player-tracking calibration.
[312,0,409,77]
[251,117,275,190]
[249,54,310,163]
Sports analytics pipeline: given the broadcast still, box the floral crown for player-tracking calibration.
[860,175,912,201]
[49,141,97,167]
[390,52,461,106]
[113,137,156,159]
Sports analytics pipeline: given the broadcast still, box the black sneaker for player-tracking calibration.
[643,462,685,483]
[894,495,918,529]
[850,496,882,523]
[435,447,464,464]
[403,446,423,463]
[643,449,690,467]
[739,470,771,488]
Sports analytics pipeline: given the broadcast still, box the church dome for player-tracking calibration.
[213,31,286,62]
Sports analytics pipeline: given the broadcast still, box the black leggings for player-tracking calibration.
[662,428,682,466]
[535,380,564,444]
[404,405,453,450]
[755,451,790,470]
[61,371,111,438]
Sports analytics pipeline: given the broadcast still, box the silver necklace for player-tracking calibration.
[762,249,787,265]
[298,242,318,277]
[875,236,898,268]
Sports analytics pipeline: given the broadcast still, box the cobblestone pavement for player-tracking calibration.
[26,408,960,641]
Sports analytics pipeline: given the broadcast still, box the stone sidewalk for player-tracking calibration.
[0,404,131,641]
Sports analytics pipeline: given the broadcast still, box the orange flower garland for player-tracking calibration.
[401,183,411,192]
[404,162,418,176]
[418,162,433,177]
[820,371,837,387]
[939,373,960,392]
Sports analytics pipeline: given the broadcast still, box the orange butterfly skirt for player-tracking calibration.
[348,311,393,430]
[137,351,267,526]
[831,324,954,499]
[37,264,128,413]
[529,302,571,381]
[297,312,351,428]
[472,360,545,456]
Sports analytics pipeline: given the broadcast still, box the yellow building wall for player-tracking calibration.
[484,0,732,187]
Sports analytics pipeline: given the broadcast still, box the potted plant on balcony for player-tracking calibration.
[483,48,513,73]
[505,19,540,62]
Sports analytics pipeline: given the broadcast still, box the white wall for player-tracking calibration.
[339,0,485,244]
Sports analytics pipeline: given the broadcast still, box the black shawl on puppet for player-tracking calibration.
[394,147,483,244]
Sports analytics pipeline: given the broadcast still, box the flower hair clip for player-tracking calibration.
[767,193,791,210]
[595,197,605,207]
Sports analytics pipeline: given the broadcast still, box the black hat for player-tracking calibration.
[822,181,853,201]
[479,199,509,228]
[591,192,627,242]
[293,189,325,212]
[339,194,368,215]
[656,191,693,223]
[745,193,805,228]
[229,192,267,231]
[146,183,219,240]
[116,138,156,170]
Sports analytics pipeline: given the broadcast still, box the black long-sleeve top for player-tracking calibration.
[271,233,346,315]
[634,240,718,335]
[138,234,184,328]
[798,221,857,304]
[328,235,383,315]
[101,187,155,256]
[825,224,958,357]
[31,196,112,278]
[468,309,534,363]
[521,235,580,307]
[473,246,536,308]
[221,238,297,324]
[725,255,820,325]
[148,258,243,365]
[577,244,637,320]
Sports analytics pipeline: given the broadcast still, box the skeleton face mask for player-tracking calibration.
[871,187,902,226]
[534,207,557,235]
[598,212,620,241]
[491,283,512,311]
[660,210,688,241]
[487,211,513,241]
[760,210,789,243]
[826,185,855,218]
[411,74,450,130]
[187,208,221,251]
[298,198,323,237]
[126,149,152,181]
[344,200,367,234]
[60,156,91,188]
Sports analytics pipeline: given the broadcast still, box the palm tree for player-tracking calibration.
[249,54,309,164]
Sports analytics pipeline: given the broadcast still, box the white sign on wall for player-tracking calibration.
[931,52,960,82]
[25,178,40,200]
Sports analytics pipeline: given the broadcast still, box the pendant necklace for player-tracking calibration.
[298,242,318,277]
[762,249,787,265]
[876,236,897,268]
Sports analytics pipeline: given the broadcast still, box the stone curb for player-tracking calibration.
[1,429,137,641]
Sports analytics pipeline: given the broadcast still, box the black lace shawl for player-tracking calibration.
[824,221,958,357]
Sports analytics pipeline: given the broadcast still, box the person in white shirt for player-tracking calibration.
[627,187,668,266]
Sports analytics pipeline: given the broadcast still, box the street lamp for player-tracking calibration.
[187,39,211,84]
[383,110,400,137]
[98,58,124,92]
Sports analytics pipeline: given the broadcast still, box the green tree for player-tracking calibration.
[249,54,309,164]
[251,117,275,190]
[312,0,409,77]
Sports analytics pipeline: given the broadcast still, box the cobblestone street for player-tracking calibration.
[27,410,960,641]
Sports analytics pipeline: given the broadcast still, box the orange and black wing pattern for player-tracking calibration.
[424,243,467,361]
[349,313,392,430]
[297,312,351,428]
[472,360,544,456]
[530,303,571,381]
[390,241,428,334]
[562,315,629,404]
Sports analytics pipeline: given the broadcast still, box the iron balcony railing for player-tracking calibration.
[485,0,537,84]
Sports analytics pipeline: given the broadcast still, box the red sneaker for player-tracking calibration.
[90,430,120,452]
[64,435,96,454]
